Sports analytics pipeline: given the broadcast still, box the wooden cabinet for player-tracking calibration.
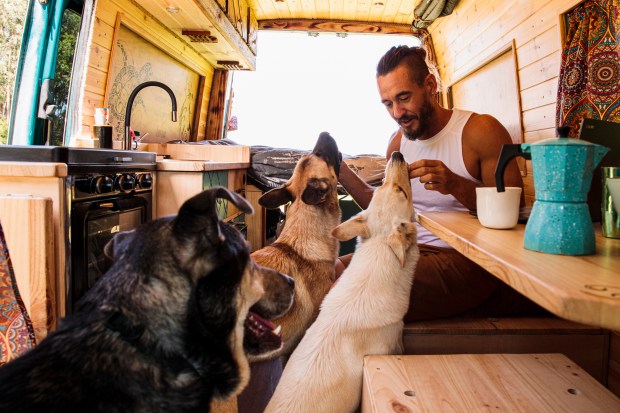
[0,196,55,343]
[0,162,68,337]
[155,165,247,221]
[148,143,250,222]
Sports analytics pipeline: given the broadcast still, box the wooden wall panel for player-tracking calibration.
[430,0,583,207]
[520,78,558,112]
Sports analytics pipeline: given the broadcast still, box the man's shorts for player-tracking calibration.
[404,244,547,322]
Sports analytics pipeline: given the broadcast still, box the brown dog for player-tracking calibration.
[250,132,342,361]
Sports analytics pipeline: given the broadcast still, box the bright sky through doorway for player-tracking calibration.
[226,31,421,156]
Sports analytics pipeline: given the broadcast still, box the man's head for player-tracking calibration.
[376,46,438,141]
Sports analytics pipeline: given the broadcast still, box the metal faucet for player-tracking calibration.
[124,81,177,150]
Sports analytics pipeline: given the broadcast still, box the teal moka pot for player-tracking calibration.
[495,128,609,255]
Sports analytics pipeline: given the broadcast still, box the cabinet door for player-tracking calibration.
[203,169,246,221]
[0,196,55,342]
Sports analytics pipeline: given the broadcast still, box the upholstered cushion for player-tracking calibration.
[0,221,36,365]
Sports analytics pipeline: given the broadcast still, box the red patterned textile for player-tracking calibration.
[0,221,36,365]
[557,0,620,137]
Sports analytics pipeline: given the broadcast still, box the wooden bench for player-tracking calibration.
[402,316,610,384]
[362,353,620,412]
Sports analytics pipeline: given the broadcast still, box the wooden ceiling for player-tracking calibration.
[133,0,419,71]
[248,0,416,25]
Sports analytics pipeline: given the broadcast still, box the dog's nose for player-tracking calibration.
[391,151,405,162]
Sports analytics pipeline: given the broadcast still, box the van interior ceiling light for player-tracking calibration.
[166,5,180,13]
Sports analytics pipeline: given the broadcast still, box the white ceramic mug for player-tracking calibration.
[475,187,522,229]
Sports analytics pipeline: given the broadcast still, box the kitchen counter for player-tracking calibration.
[0,162,67,177]
[156,159,249,171]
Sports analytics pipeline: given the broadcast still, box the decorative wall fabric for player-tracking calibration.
[557,0,620,137]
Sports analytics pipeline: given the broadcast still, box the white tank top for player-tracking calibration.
[400,109,482,248]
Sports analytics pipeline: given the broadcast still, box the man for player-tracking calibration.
[337,45,544,321]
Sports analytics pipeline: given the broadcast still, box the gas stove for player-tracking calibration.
[0,145,157,200]
[0,145,156,173]
[0,145,158,314]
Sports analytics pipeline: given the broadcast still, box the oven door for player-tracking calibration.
[70,193,151,313]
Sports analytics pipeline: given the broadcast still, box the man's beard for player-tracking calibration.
[400,96,434,141]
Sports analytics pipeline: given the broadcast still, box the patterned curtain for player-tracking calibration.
[556,0,620,137]
[0,221,36,365]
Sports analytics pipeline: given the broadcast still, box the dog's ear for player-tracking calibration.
[332,214,369,241]
[259,186,294,209]
[174,187,252,243]
[386,221,417,267]
[103,230,135,260]
[217,187,254,215]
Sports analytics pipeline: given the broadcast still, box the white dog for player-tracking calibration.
[264,151,420,413]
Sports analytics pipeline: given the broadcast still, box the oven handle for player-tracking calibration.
[96,196,147,211]
[72,196,149,218]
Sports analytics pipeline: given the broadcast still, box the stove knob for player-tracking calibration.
[116,174,136,192]
[137,173,153,189]
[91,176,114,194]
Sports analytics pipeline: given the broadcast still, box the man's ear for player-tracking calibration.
[386,221,417,267]
[332,214,369,241]
[425,73,437,95]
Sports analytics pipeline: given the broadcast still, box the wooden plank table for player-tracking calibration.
[417,211,620,330]
[362,354,620,412]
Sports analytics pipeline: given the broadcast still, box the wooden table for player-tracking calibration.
[362,354,620,412]
[417,211,620,330]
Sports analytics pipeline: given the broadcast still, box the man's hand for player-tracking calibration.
[408,159,457,195]
[408,159,479,210]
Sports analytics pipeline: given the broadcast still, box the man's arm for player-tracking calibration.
[338,131,402,210]
[407,113,523,211]
[338,160,374,210]
[465,114,524,205]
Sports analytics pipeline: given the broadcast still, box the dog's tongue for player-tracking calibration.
[245,312,281,341]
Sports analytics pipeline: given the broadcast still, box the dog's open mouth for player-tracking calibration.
[243,311,283,356]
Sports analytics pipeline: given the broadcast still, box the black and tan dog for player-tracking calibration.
[251,132,342,361]
[0,187,294,413]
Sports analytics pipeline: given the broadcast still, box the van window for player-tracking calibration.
[0,0,29,145]
[49,4,82,146]
[226,31,420,156]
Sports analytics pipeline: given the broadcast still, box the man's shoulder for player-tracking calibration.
[388,129,401,144]
[464,112,503,129]
[462,111,512,149]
